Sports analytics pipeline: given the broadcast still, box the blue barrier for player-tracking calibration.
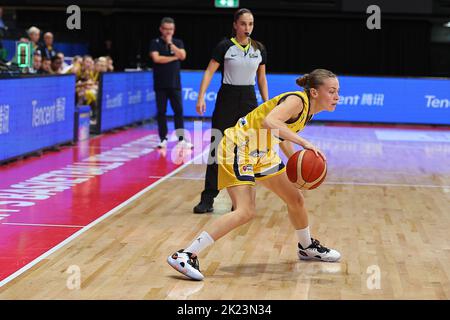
[167,71,450,126]
[0,75,76,162]
[98,71,156,133]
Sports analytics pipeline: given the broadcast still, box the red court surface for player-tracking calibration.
[0,124,205,285]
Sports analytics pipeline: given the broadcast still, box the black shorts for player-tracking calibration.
[212,84,257,133]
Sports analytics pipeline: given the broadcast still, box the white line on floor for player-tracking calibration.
[148,175,449,189]
[2,223,85,228]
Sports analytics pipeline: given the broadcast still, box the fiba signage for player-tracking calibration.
[0,75,75,162]
[99,71,156,133]
[169,71,449,125]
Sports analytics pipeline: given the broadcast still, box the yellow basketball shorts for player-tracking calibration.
[217,129,286,190]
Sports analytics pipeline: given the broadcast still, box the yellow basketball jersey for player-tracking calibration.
[225,91,311,151]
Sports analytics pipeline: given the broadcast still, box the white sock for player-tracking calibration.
[296,226,312,248]
[184,231,215,256]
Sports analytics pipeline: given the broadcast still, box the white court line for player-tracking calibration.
[325,181,450,189]
[0,149,207,288]
[71,146,111,150]
[298,135,450,151]
[149,175,202,181]
[2,223,85,228]
[148,175,450,189]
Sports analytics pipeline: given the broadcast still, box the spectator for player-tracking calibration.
[77,54,94,81]
[86,57,108,118]
[105,55,114,72]
[29,52,42,74]
[39,32,56,60]
[49,55,63,74]
[40,56,51,74]
[93,56,107,80]
[75,55,99,123]
[56,52,71,73]
[73,55,82,65]
[65,55,82,74]
[27,26,41,54]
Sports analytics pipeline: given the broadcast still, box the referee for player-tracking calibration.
[194,8,269,213]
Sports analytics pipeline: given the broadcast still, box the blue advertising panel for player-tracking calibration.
[170,71,450,125]
[0,75,75,162]
[313,76,450,125]
[99,71,156,132]
[166,70,223,118]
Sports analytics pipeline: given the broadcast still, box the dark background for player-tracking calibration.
[1,0,449,77]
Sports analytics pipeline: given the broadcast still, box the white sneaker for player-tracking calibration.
[167,250,204,281]
[157,138,168,149]
[298,238,341,262]
[177,140,194,149]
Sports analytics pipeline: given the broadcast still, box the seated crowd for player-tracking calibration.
[9,25,115,122]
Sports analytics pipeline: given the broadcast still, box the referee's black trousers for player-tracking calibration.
[201,84,258,203]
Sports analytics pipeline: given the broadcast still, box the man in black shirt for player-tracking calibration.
[38,32,57,60]
[149,17,192,149]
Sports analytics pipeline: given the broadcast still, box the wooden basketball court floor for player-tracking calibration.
[0,121,449,299]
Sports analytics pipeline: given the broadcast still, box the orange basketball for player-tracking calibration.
[286,149,327,190]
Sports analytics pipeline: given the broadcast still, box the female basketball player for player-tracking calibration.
[168,69,341,280]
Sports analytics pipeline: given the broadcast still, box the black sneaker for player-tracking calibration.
[193,201,214,214]
[167,249,204,280]
[297,238,341,262]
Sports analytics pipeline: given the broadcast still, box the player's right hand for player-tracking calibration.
[303,143,326,161]
[196,99,206,116]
